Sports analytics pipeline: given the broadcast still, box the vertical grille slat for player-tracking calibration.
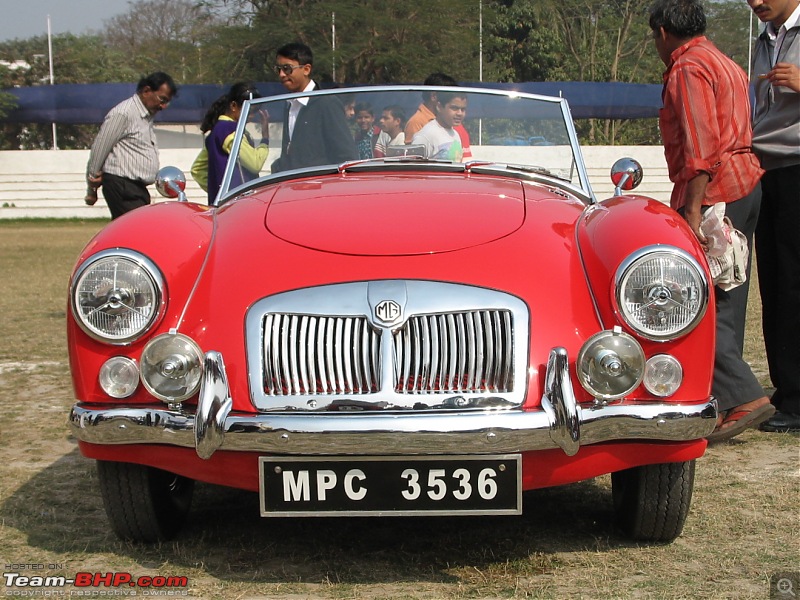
[324,317,336,393]
[501,311,513,391]
[287,315,301,394]
[456,313,467,391]
[491,311,503,393]
[412,319,430,391]
[465,311,477,391]
[360,320,373,392]
[306,317,317,394]
[352,318,363,393]
[446,313,457,391]
[336,319,353,393]
[429,315,440,392]
[483,311,495,392]
[316,318,328,393]
[263,314,275,394]
[298,316,309,393]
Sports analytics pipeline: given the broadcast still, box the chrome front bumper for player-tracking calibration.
[69,348,718,460]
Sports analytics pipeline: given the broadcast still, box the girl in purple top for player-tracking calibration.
[191,82,270,203]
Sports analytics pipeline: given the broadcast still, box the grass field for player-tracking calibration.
[0,220,796,600]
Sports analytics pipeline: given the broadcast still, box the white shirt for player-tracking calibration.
[288,80,316,140]
[766,2,800,66]
[374,131,405,155]
[411,120,463,161]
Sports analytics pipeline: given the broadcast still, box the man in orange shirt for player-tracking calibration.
[650,0,773,441]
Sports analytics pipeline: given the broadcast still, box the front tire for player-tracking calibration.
[611,460,695,542]
[97,460,194,542]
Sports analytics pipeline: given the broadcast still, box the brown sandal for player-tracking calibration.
[707,402,776,444]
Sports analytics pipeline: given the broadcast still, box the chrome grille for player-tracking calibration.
[263,314,381,395]
[394,310,513,393]
[247,281,528,411]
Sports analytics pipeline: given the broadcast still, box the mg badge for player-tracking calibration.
[375,300,402,323]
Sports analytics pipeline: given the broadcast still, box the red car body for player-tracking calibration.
[67,87,716,543]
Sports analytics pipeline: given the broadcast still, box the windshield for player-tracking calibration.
[217,86,591,204]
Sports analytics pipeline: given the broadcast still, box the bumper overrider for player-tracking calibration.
[69,348,718,460]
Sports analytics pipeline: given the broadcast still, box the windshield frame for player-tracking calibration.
[216,85,594,206]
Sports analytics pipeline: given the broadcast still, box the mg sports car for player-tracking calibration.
[67,86,717,543]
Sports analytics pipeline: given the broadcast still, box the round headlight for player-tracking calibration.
[643,354,683,397]
[140,333,203,404]
[615,246,708,341]
[71,250,164,344]
[99,356,139,398]
[577,328,645,401]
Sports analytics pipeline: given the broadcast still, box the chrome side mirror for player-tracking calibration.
[155,166,187,202]
[610,158,643,196]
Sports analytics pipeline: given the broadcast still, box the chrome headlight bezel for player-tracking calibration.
[577,328,646,401]
[140,333,204,404]
[614,245,709,341]
[70,249,165,345]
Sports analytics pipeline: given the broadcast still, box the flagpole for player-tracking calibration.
[47,14,57,150]
[747,9,753,81]
[478,0,483,145]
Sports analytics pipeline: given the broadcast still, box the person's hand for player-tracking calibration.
[765,62,800,93]
[258,109,270,131]
[683,205,708,249]
[87,172,102,190]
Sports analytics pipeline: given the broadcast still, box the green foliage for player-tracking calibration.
[705,0,755,72]
[0,90,17,120]
[487,1,567,81]
[5,0,731,146]
[101,0,219,82]
[201,0,486,84]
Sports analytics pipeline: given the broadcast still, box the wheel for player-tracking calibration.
[611,459,695,542]
[96,460,194,542]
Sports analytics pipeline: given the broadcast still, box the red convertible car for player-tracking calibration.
[67,86,717,543]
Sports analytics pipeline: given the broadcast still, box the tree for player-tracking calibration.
[200,0,485,84]
[486,0,566,82]
[0,35,131,149]
[0,89,17,121]
[705,0,755,72]
[103,0,220,82]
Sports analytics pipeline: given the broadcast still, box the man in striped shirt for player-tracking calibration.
[649,0,774,442]
[86,72,178,219]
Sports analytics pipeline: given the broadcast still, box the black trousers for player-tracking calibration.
[709,185,765,412]
[101,172,151,220]
[755,164,800,414]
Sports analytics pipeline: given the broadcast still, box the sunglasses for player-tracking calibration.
[273,64,306,76]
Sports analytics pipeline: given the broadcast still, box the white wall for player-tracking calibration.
[0,146,670,219]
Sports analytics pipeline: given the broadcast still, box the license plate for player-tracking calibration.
[259,454,521,517]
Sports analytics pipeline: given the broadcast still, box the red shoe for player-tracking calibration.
[707,398,776,444]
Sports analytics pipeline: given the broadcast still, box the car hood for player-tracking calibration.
[264,173,526,256]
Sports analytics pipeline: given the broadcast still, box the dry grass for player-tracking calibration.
[0,220,797,600]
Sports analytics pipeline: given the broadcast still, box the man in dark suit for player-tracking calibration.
[271,42,356,172]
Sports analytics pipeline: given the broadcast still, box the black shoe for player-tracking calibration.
[759,411,800,433]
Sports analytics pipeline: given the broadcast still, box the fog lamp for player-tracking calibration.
[643,354,683,397]
[99,356,139,398]
[140,333,203,404]
[577,327,645,400]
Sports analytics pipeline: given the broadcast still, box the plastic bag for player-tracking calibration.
[700,202,749,291]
